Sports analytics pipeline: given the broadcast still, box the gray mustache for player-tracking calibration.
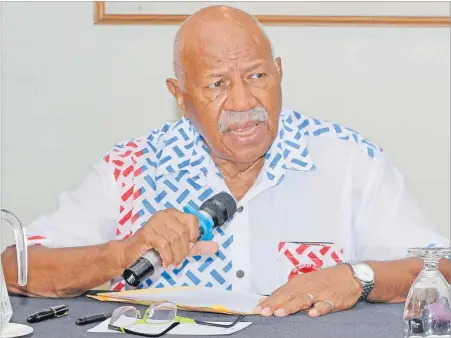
[218,106,269,133]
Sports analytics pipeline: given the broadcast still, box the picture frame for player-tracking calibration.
[94,1,450,26]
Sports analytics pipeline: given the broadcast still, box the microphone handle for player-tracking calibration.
[122,207,215,287]
[123,250,162,287]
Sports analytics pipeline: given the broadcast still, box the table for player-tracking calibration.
[10,293,406,338]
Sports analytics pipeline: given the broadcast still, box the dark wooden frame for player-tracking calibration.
[94,1,450,26]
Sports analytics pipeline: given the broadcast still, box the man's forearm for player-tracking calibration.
[2,240,127,298]
[365,257,450,303]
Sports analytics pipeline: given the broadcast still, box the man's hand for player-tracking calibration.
[122,209,219,269]
[2,208,219,298]
[253,265,362,318]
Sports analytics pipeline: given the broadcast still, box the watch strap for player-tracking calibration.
[359,280,374,301]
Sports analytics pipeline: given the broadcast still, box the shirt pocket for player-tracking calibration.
[276,241,344,288]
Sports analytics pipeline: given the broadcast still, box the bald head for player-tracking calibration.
[173,5,274,88]
[166,5,283,168]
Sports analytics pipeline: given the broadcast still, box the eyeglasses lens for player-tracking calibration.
[110,306,138,327]
[146,303,177,324]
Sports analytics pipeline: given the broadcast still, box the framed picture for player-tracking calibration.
[94,1,450,26]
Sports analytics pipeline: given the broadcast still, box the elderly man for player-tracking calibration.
[3,6,449,318]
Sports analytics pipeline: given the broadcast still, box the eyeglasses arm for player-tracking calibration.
[192,315,246,328]
[108,322,180,338]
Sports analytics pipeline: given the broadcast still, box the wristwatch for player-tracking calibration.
[346,262,375,302]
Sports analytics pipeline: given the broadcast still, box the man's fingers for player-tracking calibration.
[189,241,219,256]
[165,213,190,261]
[151,234,172,268]
[255,289,298,316]
[166,229,186,266]
[274,295,313,317]
[256,285,284,308]
[152,223,181,267]
[308,300,335,317]
[173,212,199,242]
[138,209,218,269]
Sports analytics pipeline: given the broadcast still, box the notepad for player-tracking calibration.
[88,286,262,315]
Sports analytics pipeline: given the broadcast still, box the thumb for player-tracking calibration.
[189,241,219,256]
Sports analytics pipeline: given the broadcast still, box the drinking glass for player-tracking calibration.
[1,208,33,337]
[403,247,451,338]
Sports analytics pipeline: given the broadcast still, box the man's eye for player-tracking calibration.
[208,80,223,89]
[250,73,265,79]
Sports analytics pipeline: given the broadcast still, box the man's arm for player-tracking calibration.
[3,208,219,298]
[1,161,125,297]
[351,148,451,303]
[254,144,450,317]
[2,240,128,298]
[253,257,450,317]
[366,257,451,303]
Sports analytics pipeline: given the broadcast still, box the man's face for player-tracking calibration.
[172,22,283,165]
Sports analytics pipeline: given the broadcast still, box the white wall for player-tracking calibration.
[1,2,450,251]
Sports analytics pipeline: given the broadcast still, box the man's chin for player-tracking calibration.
[227,146,270,167]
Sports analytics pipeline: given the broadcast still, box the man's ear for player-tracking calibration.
[166,78,185,110]
[275,57,283,81]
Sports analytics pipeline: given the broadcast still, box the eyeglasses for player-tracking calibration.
[108,302,245,337]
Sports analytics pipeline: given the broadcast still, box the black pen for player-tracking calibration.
[27,305,69,323]
[75,312,112,325]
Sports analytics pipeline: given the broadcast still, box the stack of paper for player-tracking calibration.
[88,286,262,315]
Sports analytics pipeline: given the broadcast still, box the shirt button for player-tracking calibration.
[236,270,245,278]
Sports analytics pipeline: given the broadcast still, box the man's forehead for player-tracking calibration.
[184,44,270,79]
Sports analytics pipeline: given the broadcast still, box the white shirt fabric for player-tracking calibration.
[26,109,450,294]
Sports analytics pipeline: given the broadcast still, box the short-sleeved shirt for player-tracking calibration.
[26,109,450,294]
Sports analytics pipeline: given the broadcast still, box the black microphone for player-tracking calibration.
[123,191,237,287]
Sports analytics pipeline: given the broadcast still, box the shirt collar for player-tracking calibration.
[262,109,316,185]
[151,117,211,179]
[152,110,316,180]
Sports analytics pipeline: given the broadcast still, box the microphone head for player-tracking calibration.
[199,192,237,227]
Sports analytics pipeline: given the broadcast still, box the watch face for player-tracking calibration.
[355,264,374,283]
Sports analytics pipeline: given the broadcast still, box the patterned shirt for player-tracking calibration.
[26,109,450,294]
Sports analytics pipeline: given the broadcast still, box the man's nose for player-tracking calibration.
[223,79,257,112]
